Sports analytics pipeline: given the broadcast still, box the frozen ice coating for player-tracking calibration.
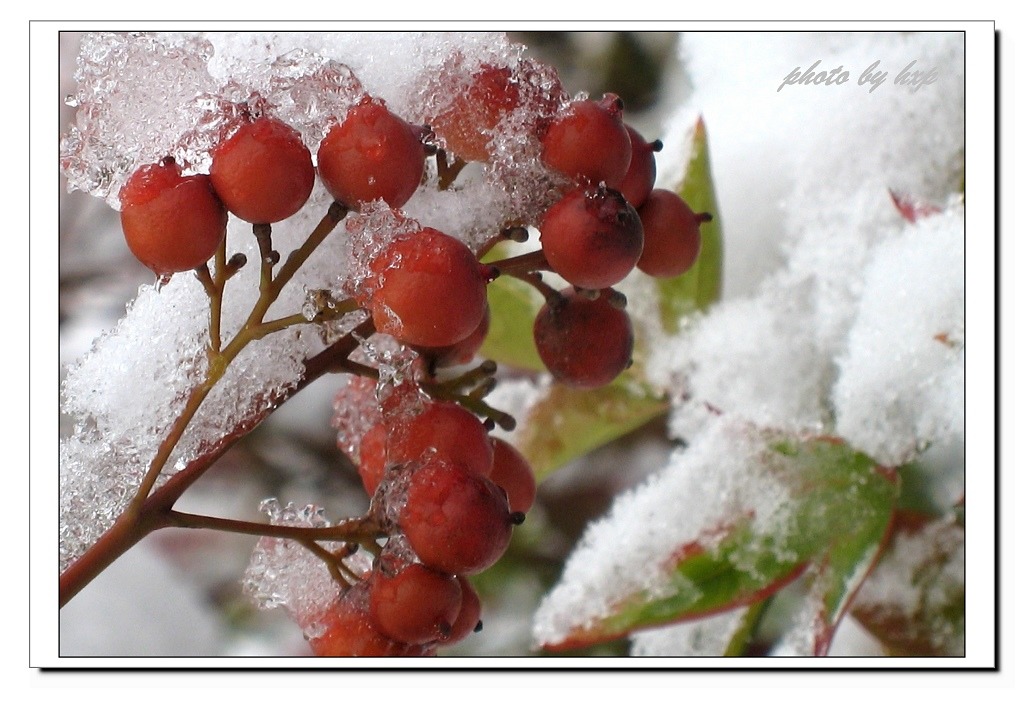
[340,203,421,300]
[531,417,793,648]
[60,435,148,572]
[205,31,513,121]
[60,30,562,237]
[242,499,366,628]
[61,32,219,208]
[330,374,381,462]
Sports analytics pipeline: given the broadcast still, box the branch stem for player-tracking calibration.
[59,205,372,608]
[59,322,375,608]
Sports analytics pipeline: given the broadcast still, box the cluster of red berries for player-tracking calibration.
[528,92,713,389]
[115,55,711,656]
[316,380,535,656]
[117,96,428,274]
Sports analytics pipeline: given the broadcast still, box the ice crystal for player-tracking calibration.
[242,499,364,626]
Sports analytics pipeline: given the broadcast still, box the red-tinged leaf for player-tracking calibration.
[889,188,942,223]
[851,513,965,656]
[542,435,899,652]
[779,526,894,656]
[795,488,899,656]
[631,601,767,657]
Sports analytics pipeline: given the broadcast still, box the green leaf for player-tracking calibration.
[656,116,724,333]
[894,460,951,518]
[722,601,769,657]
[515,379,668,480]
[800,501,897,655]
[544,436,899,651]
[478,244,546,372]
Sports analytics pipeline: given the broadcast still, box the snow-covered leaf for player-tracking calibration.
[852,512,965,656]
[772,521,894,656]
[534,427,898,651]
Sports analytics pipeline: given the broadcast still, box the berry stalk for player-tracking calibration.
[164,510,384,546]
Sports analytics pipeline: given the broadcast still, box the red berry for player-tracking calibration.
[209,116,314,224]
[119,159,227,274]
[390,401,494,476]
[369,563,462,645]
[636,189,709,278]
[534,289,633,389]
[539,185,644,290]
[399,459,514,575]
[307,595,423,657]
[609,125,660,209]
[317,98,425,208]
[441,576,482,645]
[429,64,520,163]
[541,93,632,186]
[426,57,565,164]
[488,438,536,515]
[357,422,389,496]
[416,304,491,368]
[368,228,488,348]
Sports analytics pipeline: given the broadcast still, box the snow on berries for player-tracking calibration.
[422,55,565,164]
